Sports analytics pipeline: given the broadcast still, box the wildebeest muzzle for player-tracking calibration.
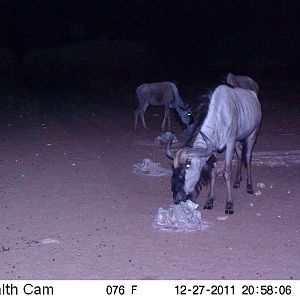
[171,166,187,204]
[174,191,187,204]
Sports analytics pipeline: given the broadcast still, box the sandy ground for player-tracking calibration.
[0,89,299,280]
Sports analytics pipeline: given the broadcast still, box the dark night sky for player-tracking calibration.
[0,0,299,70]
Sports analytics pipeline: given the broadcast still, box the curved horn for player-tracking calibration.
[186,132,214,158]
[186,147,210,158]
[200,131,214,153]
[165,132,175,160]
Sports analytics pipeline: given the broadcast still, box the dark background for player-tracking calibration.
[0,0,299,110]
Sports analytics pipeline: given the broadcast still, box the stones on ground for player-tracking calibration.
[41,238,60,244]
[217,216,228,221]
[254,190,262,196]
[257,182,265,189]
[154,200,209,232]
[133,159,171,177]
[154,131,177,145]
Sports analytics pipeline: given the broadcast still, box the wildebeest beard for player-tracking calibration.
[171,166,186,204]
[171,154,216,204]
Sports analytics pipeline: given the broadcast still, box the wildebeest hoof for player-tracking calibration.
[203,203,213,210]
[203,198,214,210]
[247,184,254,194]
[225,203,234,215]
[225,208,234,215]
[186,194,194,202]
[233,181,240,189]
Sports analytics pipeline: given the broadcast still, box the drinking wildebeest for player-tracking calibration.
[226,72,259,95]
[166,85,262,214]
[134,82,193,132]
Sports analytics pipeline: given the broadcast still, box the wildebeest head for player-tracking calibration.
[166,132,215,204]
[180,107,194,126]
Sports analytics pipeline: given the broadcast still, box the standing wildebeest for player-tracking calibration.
[134,82,193,132]
[166,85,262,214]
[226,72,259,95]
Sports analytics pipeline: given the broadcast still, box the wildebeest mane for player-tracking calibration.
[193,154,216,196]
[184,91,213,147]
[224,82,234,88]
[221,73,234,87]
[201,154,216,185]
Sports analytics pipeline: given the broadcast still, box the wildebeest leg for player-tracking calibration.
[140,103,150,131]
[134,108,140,131]
[245,130,258,194]
[204,165,217,210]
[224,143,235,214]
[161,105,171,132]
[233,142,242,189]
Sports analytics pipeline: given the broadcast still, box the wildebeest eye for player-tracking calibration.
[187,113,191,116]
[185,163,191,169]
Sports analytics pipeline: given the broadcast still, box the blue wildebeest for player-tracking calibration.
[134,82,193,132]
[166,85,262,214]
[226,72,259,95]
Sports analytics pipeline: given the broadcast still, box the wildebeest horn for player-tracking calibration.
[200,131,214,153]
[186,147,210,158]
[186,132,214,158]
[165,132,174,160]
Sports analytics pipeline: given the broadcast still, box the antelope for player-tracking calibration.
[134,82,193,132]
[166,85,262,214]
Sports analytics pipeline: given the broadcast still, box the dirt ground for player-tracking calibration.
[0,89,299,280]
